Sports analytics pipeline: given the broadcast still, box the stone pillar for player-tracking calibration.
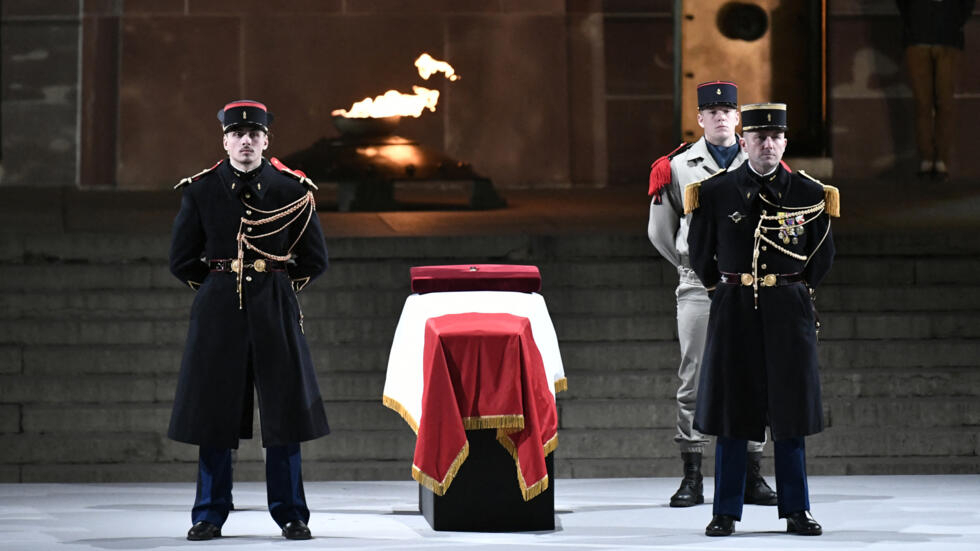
[1,1,82,187]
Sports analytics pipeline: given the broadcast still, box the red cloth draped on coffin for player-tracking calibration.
[412,312,558,501]
[410,264,542,294]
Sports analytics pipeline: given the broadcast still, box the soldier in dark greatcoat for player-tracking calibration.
[685,103,839,537]
[169,100,329,541]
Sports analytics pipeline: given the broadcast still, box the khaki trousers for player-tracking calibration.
[674,268,764,454]
[906,44,961,166]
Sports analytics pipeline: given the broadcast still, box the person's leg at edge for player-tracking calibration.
[745,436,777,505]
[266,443,312,539]
[188,447,233,539]
[906,45,937,175]
[775,437,822,535]
[706,436,747,536]
[672,274,710,506]
[932,45,961,178]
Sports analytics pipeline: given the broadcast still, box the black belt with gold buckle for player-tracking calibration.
[719,272,803,287]
[209,259,286,273]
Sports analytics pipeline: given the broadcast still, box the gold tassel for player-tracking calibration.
[683,182,701,214]
[554,377,568,393]
[823,184,840,217]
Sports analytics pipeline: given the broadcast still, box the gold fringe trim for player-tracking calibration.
[494,430,556,501]
[822,184,840,218]
[542,433,558,456]
[382,395,419,434]
[554,377,568,393]
[412,441,469,496]
[683,182,701,214]
[462,414,524,431]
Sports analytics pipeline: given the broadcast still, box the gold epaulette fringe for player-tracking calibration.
[683,182,701,214]
[822,184,840,217]
[554,377,568,393]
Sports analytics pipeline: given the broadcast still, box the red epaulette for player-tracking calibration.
[780,159,792,173]
[648,142,691,202]
[174,160,222,189]
[270,157,318,190]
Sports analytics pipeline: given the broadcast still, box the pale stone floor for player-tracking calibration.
[1,475,978,550]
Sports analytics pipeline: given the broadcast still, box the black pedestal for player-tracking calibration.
[419,429,555,532]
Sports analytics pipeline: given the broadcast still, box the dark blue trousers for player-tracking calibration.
[713,436,810,520]
[192,443,310,528]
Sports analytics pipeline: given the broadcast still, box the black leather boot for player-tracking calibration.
[785,510,822,535]
[669,452,704,507]
[743,451,778,505]
[705,514,736,536]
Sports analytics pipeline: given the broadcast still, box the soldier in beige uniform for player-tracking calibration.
[647,81,776,508]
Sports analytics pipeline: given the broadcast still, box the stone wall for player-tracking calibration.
[829,0,980,178]
[3,1,980,189]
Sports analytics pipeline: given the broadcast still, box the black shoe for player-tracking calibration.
[282,519,312,540]
[669,452,704,507]
[705,514,736,536]
[743,452,778,506]
[187,521,221,541]
[785,510,822,535]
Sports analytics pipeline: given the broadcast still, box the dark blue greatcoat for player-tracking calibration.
[687,163,835,442]
[168,158,330,449]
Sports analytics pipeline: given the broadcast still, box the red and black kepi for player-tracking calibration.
[217,100,274,132]
[696,81,737,110]
[741,103,787,132]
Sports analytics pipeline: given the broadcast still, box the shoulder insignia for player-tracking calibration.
[648,142,691,200]
[175,160,222,190]
[683,169,726,214]
[683,182,700,214]
[822,184,840,218]
[270,157,318,190]
[797,169,821,184]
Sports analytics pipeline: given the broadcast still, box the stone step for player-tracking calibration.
[7,344,391,375]
[3,366,974,418]
[0,429,418,464]
[561,455,980,479]
[556,396,980,430]
[0,233,658,265]
[14,459,409,484]
[10,454,980,483]
[0,372,388,404]
[3,254,976,292]
[824,397,980,428]
[2,285,979,324]
[4,229,977,266]
[561,367,980,400]
[819,338,980,369]
[19,401,409,435]
[818,312,980,339]
[6,338,978,381]
[816,286,980,312]
[555,427,978,460]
